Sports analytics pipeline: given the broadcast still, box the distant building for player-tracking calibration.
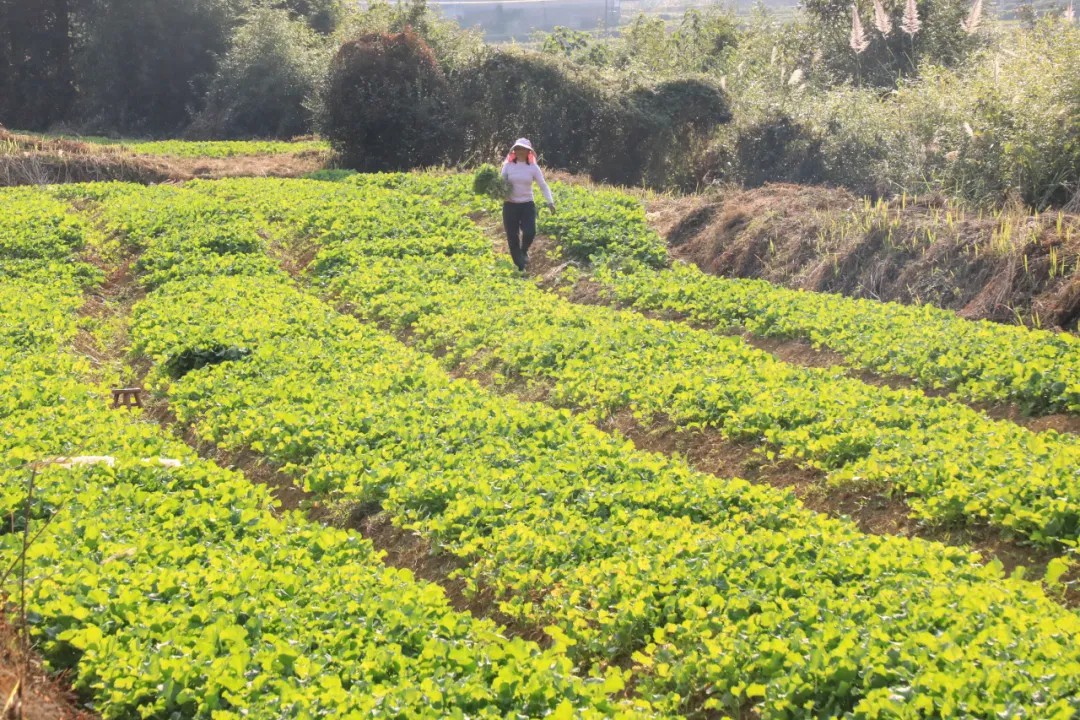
[431,0,620,41]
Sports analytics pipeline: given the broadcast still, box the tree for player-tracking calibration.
[192,8,326,138]
[72,0,243,134]
[264,0,343,34]
[319,29,453,170]
[0,0,76,129]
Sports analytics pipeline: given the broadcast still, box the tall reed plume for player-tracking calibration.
[902,0,922,35]
[961,0,983,33]
[873,0,894,35]
[850,4,870,53]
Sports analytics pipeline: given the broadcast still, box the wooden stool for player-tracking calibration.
[111,387,143,409]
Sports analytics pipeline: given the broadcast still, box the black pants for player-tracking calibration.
[502,201,536,270]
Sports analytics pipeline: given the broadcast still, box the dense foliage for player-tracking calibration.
[315,173,1080,546]
[70,175,1080,718]
[452,52,729,188]
[540,9,740,75]
[321,29,452,171]
[0,0,75,129]
[705,14,1080,206]
[0,0,343,135]
[799,0,981,85]
[4,0,1075,207]
[72,0,241,134]
[191,8,327,140]
[0,183,640,719]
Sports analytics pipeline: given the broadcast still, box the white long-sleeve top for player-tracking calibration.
[501,160,554,204]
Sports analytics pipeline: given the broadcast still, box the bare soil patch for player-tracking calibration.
[169,152,327,181]
[0,612,93,720]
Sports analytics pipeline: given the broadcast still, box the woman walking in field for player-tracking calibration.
[502,138,555,272]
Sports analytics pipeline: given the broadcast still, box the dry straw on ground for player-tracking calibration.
[0,129,329,186]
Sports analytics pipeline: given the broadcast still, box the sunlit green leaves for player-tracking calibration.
[110,173,1080,718]
[0,182,641,720]
[599,260,1080,414]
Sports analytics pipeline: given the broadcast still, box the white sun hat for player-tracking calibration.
[511,138,534,152]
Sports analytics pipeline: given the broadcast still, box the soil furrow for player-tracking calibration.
[451,229,1079,600]
[0,612,92,720]
[75,234,553,647]
[520,232,1080,436]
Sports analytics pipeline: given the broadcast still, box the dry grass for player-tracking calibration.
[650,183,1080,331]
[0,128,329,186]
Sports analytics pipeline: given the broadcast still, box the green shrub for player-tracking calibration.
[191,8,327,139]
[336,0,485,73]
[708,18,1080,208]
[454,49,728,189]
[713,111,826,187]
[319,29,452,171]
[922,21,1080,207]
[267,0,344,34]
[304,168,357,181]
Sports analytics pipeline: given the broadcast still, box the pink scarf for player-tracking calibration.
[506,151,537,164]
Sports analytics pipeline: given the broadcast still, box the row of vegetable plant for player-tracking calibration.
[0,185,633,719]
[97,178,1080,718]
[39,135,331,158]
[473,172,1080,416]
[229,174,1080,547]
[127,138,328,158]
[596,261,1080,415]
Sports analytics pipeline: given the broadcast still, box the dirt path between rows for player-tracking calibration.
[73,228,553,648]
[478,225,1078,603]
[0,612,92,720]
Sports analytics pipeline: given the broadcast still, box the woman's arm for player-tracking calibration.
[533,165,554,207]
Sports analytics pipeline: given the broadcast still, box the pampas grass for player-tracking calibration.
[850,4,870,53]
[961,0,983,34]
[873,0,893,36]
[902,0,922,36]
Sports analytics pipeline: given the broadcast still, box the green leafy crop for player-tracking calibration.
[289,177,1080,548]
[0,184,640,720]
[598,260,1080,415]
[91,176,1080,718]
